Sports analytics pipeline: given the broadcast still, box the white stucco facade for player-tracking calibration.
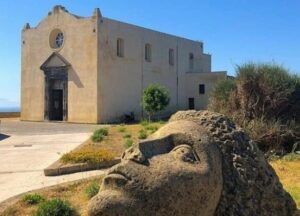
[21,6,226,123]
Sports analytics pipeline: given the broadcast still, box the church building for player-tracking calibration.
[21,5,226,123]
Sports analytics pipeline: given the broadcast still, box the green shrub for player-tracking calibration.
[36,198,75,216]
[124,138,134,149]
[91,128,108,142]
[22,193,45,205]
[123,133,132,139]
[138,129,148,139]
[61,148,115,164]
[118,127,126,133]
[208,62,300,156]
[85,182,100,199]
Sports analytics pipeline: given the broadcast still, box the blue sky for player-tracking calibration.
[0,0,300,107]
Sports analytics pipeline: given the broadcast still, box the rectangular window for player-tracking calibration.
[117,38,124,57]
[145,43,152,62]
[169,48,174,66]
[189,53,194,71]
[188,98,195,109]
[199,84,205,94]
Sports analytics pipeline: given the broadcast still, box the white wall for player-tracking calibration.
[98,17,222,122]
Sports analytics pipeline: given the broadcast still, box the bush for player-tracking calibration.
[22,193,45,205]
[208,62,300,157]
[91,128,108,142]
[61,148,115,164]
[142,84,170,121]
[123,133,132,139]
[235,63,300,121]
[36,199,75,216]
[138,129,148,139]
[124,138,134,149]
[85,182,100,199]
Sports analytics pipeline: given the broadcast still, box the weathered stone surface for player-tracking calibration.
[88,110,297,216]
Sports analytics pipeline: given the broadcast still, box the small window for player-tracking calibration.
[145,43,152,62]
[199,84,205,94]
[189,53,194,71]
[169,48,174,66]
[117,38,124,57]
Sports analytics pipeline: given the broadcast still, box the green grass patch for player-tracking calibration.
[138,129,148,139]
[123,133,132,139]
[85,182,100,199]
[124,138,134,149]
[118,127,126,133]
[91,128,109,142]
[22,193,45,205]
[61,148,115,164]
[36,198,76,216]
[145,124,159,134]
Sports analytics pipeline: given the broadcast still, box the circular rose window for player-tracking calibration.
[49,29,64,49]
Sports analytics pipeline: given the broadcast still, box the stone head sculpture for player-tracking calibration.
[88,111,297,216]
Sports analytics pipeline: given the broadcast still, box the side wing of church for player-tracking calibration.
[21,5,226,123]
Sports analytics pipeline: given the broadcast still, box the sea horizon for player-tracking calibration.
[0,106,20,112]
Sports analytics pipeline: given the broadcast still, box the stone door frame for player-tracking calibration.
[43,68,68,121]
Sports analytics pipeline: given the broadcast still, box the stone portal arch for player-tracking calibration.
[40,53,70,121]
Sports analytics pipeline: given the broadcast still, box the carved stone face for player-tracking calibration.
[88,120,223,216]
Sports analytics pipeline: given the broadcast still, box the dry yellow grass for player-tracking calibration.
[60,122,165,164]
[270,159,300,209]
[1,176,103,216]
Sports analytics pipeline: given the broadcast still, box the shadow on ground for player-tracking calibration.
[0,134,10,141]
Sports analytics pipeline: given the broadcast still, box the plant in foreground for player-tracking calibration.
[22,193,45,205]
[118,126,126,133]
[123,133,132,139]
[91,128,109,142]
[124,138,134,149]
[85,182,100,199]
[36,198,76,216]
[138,129,148,139]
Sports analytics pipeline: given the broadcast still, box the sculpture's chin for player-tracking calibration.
[88,190,141,216]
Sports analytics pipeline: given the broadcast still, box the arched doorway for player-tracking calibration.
[40,53,69,121]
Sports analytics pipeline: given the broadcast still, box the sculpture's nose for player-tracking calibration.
[121,146,146,164]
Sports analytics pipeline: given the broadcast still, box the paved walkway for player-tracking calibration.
[0,120,106,202]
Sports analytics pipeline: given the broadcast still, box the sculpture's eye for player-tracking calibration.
[171,145,199,163]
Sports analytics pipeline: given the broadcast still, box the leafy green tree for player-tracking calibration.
[142,84,170,121]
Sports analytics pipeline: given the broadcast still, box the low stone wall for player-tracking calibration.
[44,158,120,176]
[0,112,20,118]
